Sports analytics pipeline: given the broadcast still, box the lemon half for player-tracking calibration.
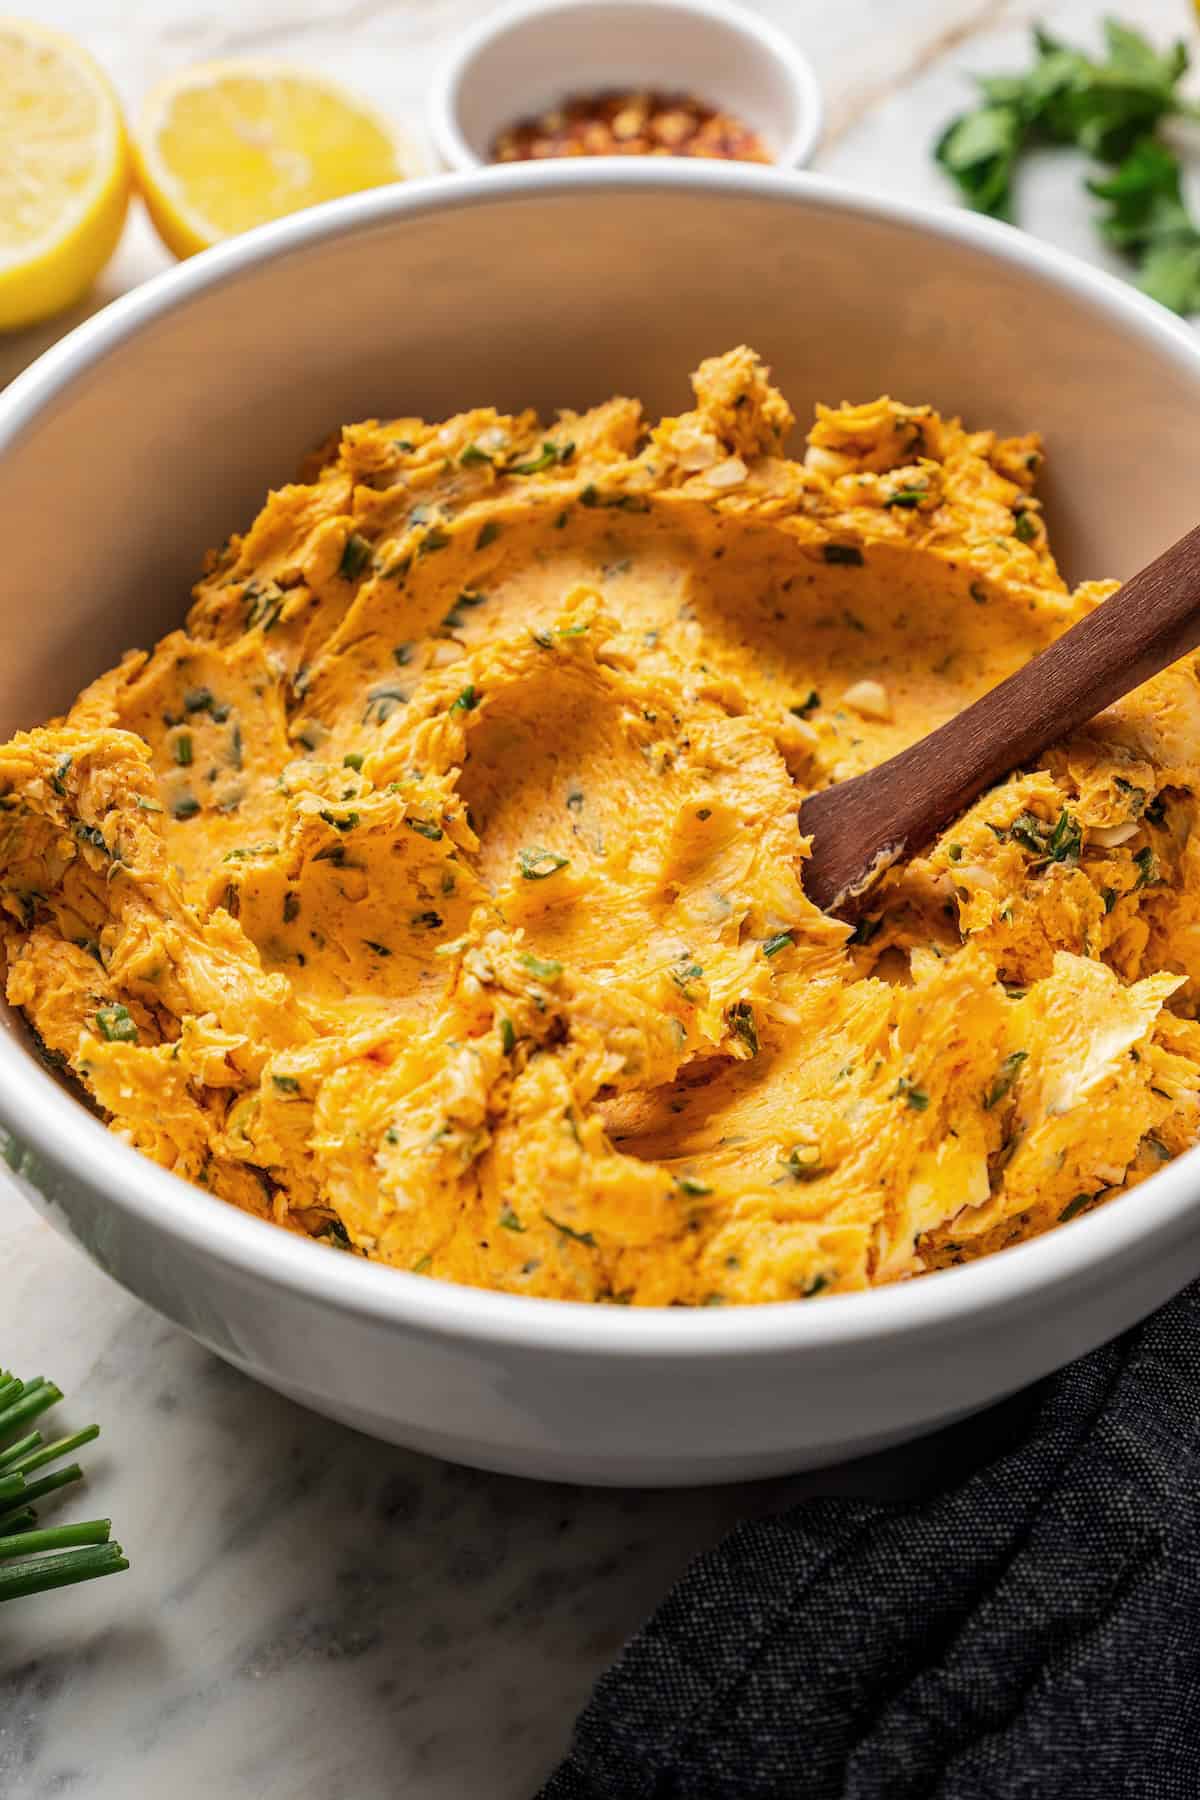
[134,61,410,260]
[0,17,131,333]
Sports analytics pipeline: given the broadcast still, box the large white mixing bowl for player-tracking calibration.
[3,163,1199,1485]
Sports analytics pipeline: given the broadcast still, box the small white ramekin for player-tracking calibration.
[427,0,823,171]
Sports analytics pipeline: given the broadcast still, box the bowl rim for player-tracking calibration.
[3,156,1200,1358]
[425,0,825,171]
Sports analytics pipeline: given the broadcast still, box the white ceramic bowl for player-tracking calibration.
[428,0,823,170]
[4,163,1200,1486]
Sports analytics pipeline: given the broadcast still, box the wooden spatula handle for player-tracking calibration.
[798,520,1200,915]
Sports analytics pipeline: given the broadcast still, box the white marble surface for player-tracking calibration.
[1,0,1193,1793]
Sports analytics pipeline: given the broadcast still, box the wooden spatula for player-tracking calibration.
[798,522,1200,917]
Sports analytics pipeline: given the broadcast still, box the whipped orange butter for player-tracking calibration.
[3,348,1198,1304]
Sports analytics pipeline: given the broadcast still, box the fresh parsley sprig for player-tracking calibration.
[936,18,1200,313]
[0,1368,128,1601]
[1088,137,1200,314]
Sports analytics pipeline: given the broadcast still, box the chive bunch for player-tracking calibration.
[0,1369,128,1601]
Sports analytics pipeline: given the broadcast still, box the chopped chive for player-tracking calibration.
[343,752,364,771]
[499,1016,516,1054]
[476,521,502,549]
[95,1004,137,1045]
[518,846,569,880]
[0,1463,85,1517]
[762,931,793,957]
[509,442,557,475]
[670,960,704,994]
[173,732,193,767]
[0,1369,126,1602]
[520,951,562,981]
[892,1075,930,1110]
[272,1074,301,1095]
[338,533,373,580]
[1046,809,1082,864]
[0,1382,61,1438]
[0,1544,128,1602]
[405,816,444,841]
[1059,1192,1092,1223]
[726,1000,758,1057]
[984,1049,1027,1109]
[223,843,279,861]
[364,683,407,725]
[783,1145,826,1182]
[0,1519,113,1561]
[847,914,883,946]
[543,1212,596,1247]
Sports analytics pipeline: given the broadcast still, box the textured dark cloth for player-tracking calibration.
[541,1282,1200,1799]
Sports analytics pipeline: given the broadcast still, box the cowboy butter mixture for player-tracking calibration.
[3,347,1200,1305]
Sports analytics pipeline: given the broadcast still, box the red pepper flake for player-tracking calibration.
[491,89,771,165]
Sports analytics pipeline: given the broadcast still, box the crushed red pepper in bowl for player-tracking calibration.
[490,88,771,163]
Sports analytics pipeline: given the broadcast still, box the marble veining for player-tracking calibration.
[1,1,1189,1793]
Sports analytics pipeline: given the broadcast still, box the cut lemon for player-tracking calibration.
[0,18,131,333]
[134,62,411,260]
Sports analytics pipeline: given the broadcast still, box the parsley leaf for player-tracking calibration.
[935,20,1200,313]
[1090,138,1200,313]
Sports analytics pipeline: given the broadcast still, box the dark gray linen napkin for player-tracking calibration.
[540,1280,1200,1799]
